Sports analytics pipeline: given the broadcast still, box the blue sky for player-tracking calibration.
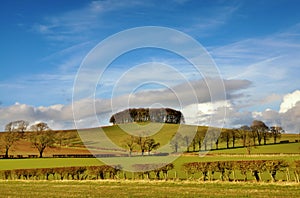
[1,0,300,132]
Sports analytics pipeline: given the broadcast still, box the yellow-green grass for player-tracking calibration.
[209,142,300,154]
[1,155,300,170]
[1,155,300,181]
[78,123,300,153]
[1,180,300,198]
[1,123,299,156]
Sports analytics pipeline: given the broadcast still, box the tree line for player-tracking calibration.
[106,119,286,156]
[0,120,78,158]
[0,119,287,158]
[168,120,285,154]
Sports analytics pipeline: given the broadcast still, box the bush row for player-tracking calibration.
[0,163,174,181]
[131,163,174,180]
[0,165,121,180]
[1,160,300,182]
[183,160,294,182]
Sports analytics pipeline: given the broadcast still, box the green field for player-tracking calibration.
[1,155,300,181]
[1,123,300,196]
[77,123,300,155]
[1,180,299,198]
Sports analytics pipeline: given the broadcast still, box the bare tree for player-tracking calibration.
[231,129,239,148]
[135,136,147,156]
[245,131,256,155]
[30,122,55,158]
[193,129,205,151]
[239,125,251,147]
[123,135,136,157]
[206,128,220,150]
[145,138,160,155]
[251,120,269,145]
[170,133,183,153]
[221,130,231,149]
[1,120,29,158]
[183,135,192,152]
[270,126,284,144]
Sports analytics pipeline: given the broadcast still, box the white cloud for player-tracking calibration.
[181,90,300,133]
[279,90,300,113]
[0,78,251,130]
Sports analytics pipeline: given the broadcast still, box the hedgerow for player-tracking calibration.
[1,160,300,182]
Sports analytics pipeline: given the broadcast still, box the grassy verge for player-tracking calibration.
[1,180,300,198]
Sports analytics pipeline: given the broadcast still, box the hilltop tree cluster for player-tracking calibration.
[109,108,185,125]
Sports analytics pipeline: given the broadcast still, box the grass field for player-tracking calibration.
[1,180,300,198]
[0,124,300,197]
[1,155,300,171]
[1,155,300,181]
[1,123,299,157]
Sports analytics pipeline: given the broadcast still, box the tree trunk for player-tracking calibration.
[263,134,267,145]
[258,136,262,145]
[141,149,145,156]
[5,148,9,159]
[253,171,260,182]
[193,142,196,152]
[232,137,235,148]
[39,148,45,158]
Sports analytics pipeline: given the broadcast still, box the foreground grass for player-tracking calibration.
[0,180,299,198]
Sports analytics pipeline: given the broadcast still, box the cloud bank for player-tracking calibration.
[1,78,299,133]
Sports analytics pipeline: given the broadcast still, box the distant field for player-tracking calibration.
[1,180,300,198]
[1,123,299,157]
[209,142,300,154]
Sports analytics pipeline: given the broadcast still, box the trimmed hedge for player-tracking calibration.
[131,163,174,180]
[183,160,292,182]
[1,160,300,182]
[0,165,121,180]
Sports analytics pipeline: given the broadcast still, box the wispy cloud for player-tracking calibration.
[182,3,240,37]
[209,23,300,112]
[32,0,145,43]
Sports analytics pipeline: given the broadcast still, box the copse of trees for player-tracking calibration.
[122,135,160,156]
[110,108,185,124]
[251,120,269,145]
